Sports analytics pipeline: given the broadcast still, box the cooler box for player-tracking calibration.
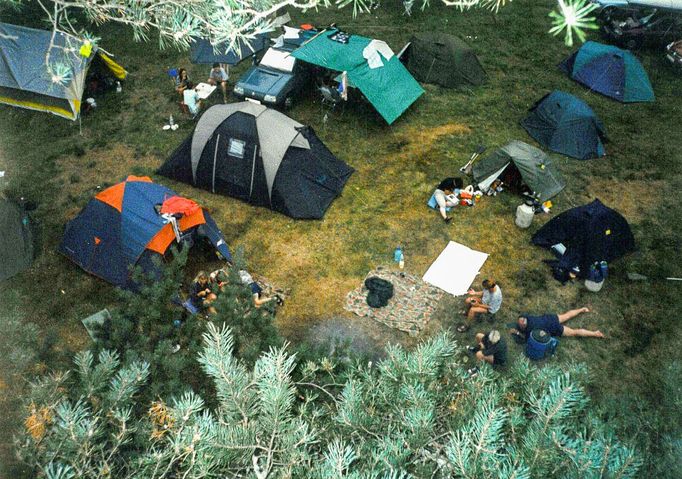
[525,329,558,360]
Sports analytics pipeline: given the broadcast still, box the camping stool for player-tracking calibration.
[168,68,179,86]
[584,278,604,292]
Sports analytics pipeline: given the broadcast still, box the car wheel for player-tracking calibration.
[284,96,293,109]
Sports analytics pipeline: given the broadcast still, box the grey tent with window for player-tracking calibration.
[0,199,37,281]
[157,102,354,219]
[401,33,487,88]
[473,141,565,200]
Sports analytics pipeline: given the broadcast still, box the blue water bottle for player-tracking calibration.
[394,246,403,264]
[600,261,608,279]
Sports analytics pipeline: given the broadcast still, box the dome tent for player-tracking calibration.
[532,199,635,281]
[401,33,487,88]
[559,41,654,103]
[472,141,565,200]
[521,90,607,160]
[60,176,231,289]
[158,103,354,219]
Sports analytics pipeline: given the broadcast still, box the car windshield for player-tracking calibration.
[259,48,295,73]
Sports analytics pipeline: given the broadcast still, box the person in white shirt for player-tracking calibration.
[182,81,202,118]
[208,62,229,103]
[458,279,503,332]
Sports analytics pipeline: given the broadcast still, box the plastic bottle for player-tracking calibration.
[116,81,122,93]
[169,114,174,127]
[394,246,404,269]
[600,260,609,279]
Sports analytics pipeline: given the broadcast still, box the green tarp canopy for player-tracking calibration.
[291,29,424,124]
[0,199,36,281]
[473,141,565,200]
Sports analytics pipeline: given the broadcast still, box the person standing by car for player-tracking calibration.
[208,63,229,103]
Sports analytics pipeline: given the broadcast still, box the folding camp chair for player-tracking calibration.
[319,86,343,114]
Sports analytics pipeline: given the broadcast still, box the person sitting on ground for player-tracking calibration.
[175,68,190,96]
[510,307,605,340]
[433,177,462,223]
[207,62,229,103]
[189,271,217,315]
[458,279,502,332]
[182,81,202,118]
[468,329,507,367]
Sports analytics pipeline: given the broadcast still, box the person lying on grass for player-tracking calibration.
[212,269,283,308]
[458,279,502,332]
[510,307,605,340]
[433,177,460,223]
[189,271,217,315]
[468,329,507,367]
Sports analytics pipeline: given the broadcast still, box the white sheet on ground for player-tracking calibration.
[422,241,489,296]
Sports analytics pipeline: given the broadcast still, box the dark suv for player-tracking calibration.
[233,44,309,109]
[599,7,682,48]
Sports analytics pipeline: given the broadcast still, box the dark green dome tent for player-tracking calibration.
[473,141,565,200]
[401,33,487,88]
[0,199,37,281]
[521,90,607,160]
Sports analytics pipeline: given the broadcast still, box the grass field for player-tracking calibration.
[1,0,681,475]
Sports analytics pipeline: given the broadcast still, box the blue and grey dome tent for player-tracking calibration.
[559,41,654,103]
[521,90,607,160]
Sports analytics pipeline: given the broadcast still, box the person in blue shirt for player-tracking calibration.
[511,307,605,340]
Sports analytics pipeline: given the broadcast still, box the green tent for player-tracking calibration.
[291,29,424,124]
[403,33,487,88]
[473,141,565,200]
[0,199,37,281]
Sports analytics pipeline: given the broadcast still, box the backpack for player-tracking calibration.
[365,277,394,308]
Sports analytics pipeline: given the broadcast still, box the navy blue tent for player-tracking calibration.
[559,41,654,103]
[60,176,231,288]
[190,35,269,65]
[521,90,607,160]
[532,199,635,281]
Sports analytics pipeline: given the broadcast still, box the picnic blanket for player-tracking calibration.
[422,241,489,296]
[344,266,444,336]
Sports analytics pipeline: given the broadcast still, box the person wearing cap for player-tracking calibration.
[468,330,507,366]
[459,279,502,332]
[510,307,604,340]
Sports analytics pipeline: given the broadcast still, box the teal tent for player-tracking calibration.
[291,29,424,124]
[559,41,654,103]
[521,90,606,160]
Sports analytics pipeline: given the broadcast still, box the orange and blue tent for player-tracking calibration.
[60,176,231,288]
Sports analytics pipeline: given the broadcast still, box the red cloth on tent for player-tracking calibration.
[160,196,201,216]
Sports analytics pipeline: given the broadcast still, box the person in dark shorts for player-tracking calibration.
[468,330,507,366]
[511,307,605,339]
[189,271,217,315]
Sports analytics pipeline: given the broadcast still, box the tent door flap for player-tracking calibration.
[249,145,258,201]
[212,134,220,193]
